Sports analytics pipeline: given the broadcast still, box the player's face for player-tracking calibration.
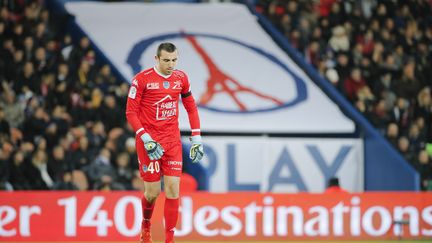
[156,50,178,75]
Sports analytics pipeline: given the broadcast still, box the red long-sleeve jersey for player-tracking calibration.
[126,67,200,144]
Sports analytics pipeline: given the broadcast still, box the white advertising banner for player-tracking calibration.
[2,192,432,241]
[65,2,355,133]
[193,136,364,193]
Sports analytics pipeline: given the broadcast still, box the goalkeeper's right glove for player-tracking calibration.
[141,133,164,160]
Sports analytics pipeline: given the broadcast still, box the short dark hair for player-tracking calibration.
[157,42,177,57]
[328,177,340,187]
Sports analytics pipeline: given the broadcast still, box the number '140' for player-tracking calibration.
[58,196,141,237]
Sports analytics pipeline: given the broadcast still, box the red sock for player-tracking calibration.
[164,198,179,242]
[142,196,155,228]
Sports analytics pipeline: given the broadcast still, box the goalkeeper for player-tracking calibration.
[126,42,204,243]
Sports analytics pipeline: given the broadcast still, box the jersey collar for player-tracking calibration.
[154,66,172,79]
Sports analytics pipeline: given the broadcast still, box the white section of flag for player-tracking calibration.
[66,2,355,133]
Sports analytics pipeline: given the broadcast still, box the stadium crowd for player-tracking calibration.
[0,0,431,191]
[0,0,145,191]
[256,0,432,190]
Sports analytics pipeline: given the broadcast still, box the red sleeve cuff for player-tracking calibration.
[136,127,145,138]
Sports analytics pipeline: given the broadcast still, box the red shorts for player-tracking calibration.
[136,139,183,182]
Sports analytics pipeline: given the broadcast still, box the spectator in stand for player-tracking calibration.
[389,97,410,135]
[94,64,117,93]
[1,89,25,129]
[124,137,138,170]
[334,53,350,87]
[70,133,92,170]
[83,147,117,189]
[408,123,423,154]
[329,25,349,53]
[386,122,399,148]
[373,72,396,110]
[22,106,50,142]
[325,68,340,90]
[395,60,424,101]
[324,177,348,193]
[397,136,415,163]
[114,152,134,190]
[98,94,123,131]
[26,149,53,190]
[49,105,70,138]
[6,49,25,82]
[73,60,95,91]
[414,87,432,126]
[343,67,366,101]
[68,36,90,70]
[53,171,78,190]
[15,61,40,94]
[414,150,432,190]
[414,117,428,144]
[0,107,10,141]
[87,121,107,155]
[0,141,12,190]
[9,151,31,190]
[48,145,72,182]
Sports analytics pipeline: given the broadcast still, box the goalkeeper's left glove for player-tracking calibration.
[189,135,204,163]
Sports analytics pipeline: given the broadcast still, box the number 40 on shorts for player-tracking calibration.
[144,161,160,174]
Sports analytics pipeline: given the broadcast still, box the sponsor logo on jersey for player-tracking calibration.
[142,164,147,172]
[147,82,159,89]
[163,81,170,89]
[128,86,137,99]
[173,80,182,89]
[167,161,182,166]
[155,95,177,120]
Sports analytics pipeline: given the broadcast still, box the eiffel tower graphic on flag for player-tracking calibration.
[184,33,284,111]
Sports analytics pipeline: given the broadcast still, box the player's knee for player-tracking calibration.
[145,193,159,203]
[144,188,161,203]
[164,183,179,199]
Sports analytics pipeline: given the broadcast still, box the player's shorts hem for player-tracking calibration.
[162,171,182,177]
[141,176,162,182]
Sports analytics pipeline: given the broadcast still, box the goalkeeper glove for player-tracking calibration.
[189,135,204,163]
[141,133,164,160]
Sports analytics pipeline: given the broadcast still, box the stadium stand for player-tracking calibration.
[0,0,141,191]
[255,0,432,190]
